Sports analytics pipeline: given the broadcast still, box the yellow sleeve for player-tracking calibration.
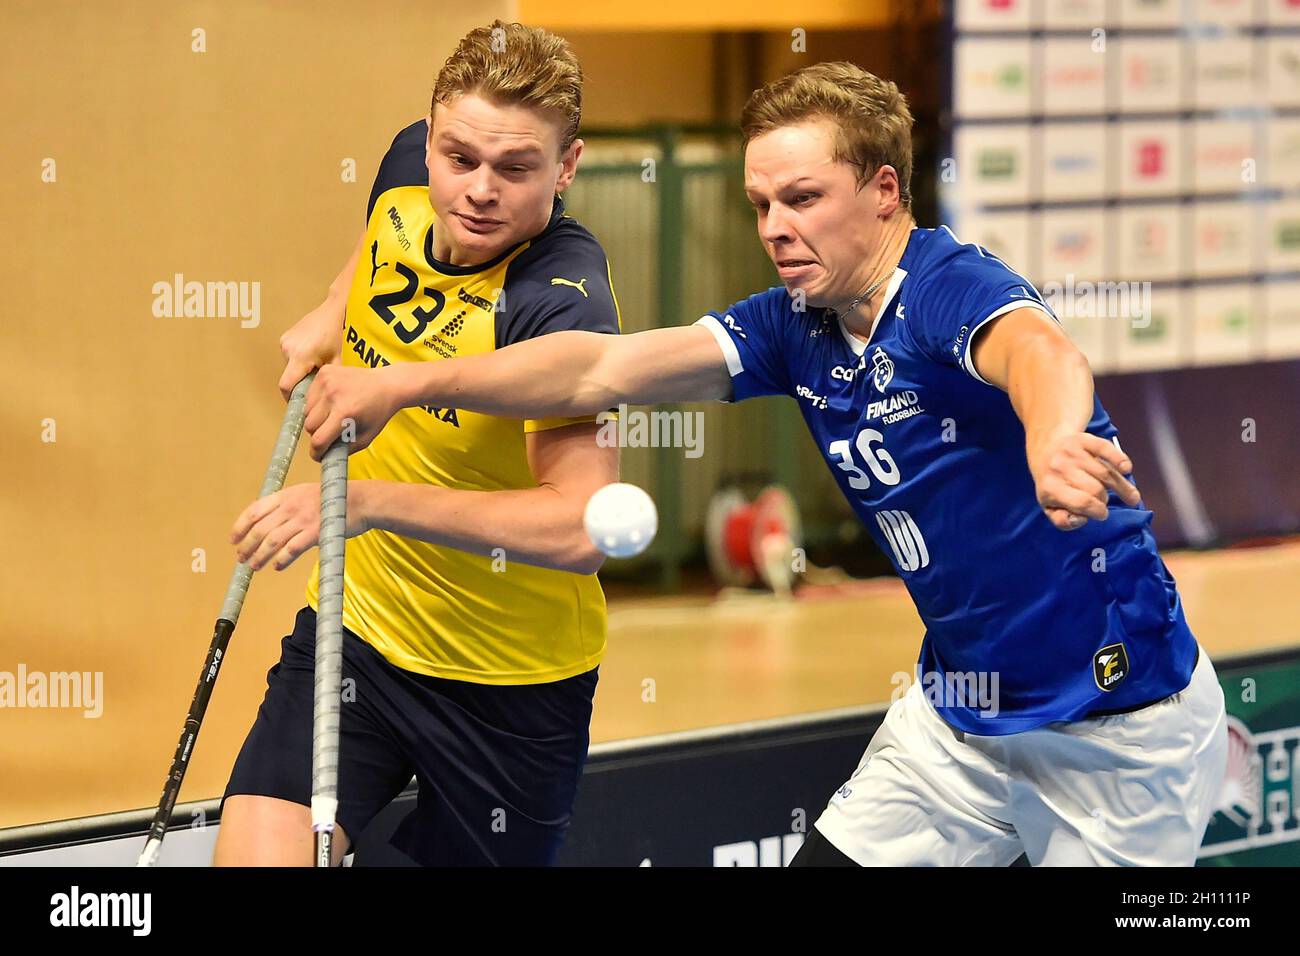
[523,409,618,434]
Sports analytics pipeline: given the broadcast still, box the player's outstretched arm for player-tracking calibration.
[438,325,733,411]
[971,307,1141,531]
[304,324,732,459]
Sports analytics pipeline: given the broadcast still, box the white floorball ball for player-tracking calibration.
[584,482,658,558]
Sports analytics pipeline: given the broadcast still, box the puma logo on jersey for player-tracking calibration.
[550,277,589,297]
[369,240,388,286]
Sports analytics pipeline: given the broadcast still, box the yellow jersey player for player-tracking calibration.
[214,21,620,866]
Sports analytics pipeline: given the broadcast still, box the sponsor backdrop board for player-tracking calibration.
[946,0,1300,374]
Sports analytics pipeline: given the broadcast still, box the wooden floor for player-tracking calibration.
[3,540,1298,829]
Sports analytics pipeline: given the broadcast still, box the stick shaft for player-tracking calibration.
[137,374,316,867]
[312,438,348,866]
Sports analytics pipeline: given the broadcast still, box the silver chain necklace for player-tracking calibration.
[836,266,896,320]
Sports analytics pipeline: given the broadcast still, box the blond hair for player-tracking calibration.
[432,20,583,153]
[741,62,914,206]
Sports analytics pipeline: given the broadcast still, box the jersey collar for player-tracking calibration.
[835,265,908,358]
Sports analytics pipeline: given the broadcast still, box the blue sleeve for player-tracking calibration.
[693,288,794,402]
[906,252,1058,385]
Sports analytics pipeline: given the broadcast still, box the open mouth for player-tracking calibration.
[776,258,818,278]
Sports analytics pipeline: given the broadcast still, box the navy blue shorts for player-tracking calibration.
[221,606,598,866]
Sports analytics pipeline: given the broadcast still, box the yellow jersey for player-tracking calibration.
[304,119,621,685]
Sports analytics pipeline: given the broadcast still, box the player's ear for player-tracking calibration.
[872,164,901,218]
[555,138,583,193]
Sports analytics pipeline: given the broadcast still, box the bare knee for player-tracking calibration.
[214,795,351,866]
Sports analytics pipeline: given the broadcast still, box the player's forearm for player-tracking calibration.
[383,325,729,420]
[1006,336,1095,445]
[388,330,619,420]
[354,479,603,575]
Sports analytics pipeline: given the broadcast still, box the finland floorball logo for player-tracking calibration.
[870,347,894,393]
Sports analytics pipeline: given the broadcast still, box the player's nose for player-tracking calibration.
[758,204,794,245]
[464,167,498,206]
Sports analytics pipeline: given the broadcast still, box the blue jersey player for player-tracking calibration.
[304,62,1229,866]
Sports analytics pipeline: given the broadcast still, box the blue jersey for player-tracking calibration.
[695,226,1198,735]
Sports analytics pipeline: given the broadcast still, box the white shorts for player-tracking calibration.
[812,645,1229,866]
